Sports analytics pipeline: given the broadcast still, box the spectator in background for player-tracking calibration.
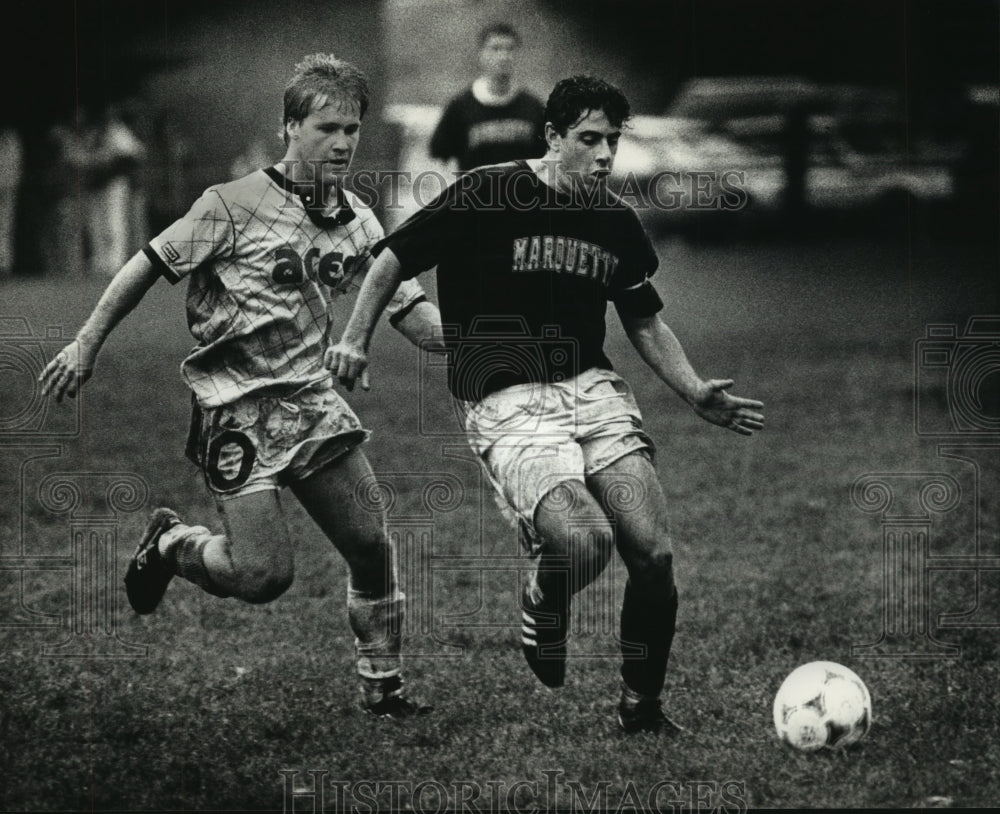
[429,22,545,172]
[39,118,88,276]
[85,105,146,276]
[0,127,23,274]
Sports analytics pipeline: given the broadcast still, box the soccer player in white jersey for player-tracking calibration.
[330,75,764,733]
[40,54,441,718]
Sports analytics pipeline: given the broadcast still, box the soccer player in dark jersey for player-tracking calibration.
[429,22,545,171]
[329,75,764,733]
[39,54,442,719]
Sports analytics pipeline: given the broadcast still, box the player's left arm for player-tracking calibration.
[621,313,764,436]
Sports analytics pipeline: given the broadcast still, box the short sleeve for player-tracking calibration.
[386,278,429,327]
[372,180,464,279]
[348,212,430,326]
[145,189,235,284]
[609,212,662,318]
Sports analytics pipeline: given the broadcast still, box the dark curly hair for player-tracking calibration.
[544,75,631,136]
[282,53,370,144]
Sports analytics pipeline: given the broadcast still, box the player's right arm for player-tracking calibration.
[39,251,161,402]
[329,176,464,390]
[41,186,233,403]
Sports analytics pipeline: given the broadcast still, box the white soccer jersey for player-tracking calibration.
[145,167,426,407]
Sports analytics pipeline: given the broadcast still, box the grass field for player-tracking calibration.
[1,231,998,811]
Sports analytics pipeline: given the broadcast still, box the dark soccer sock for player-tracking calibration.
[534,558,570,608]
[619,579,679,699]
[162,525,231,597]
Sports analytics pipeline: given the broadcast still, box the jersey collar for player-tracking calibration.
[263,165,357,227]
[471,77,518,107]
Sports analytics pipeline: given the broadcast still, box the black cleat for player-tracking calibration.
[617,696,688,735]
[124,508,181,614]
[520,582,569,688]
[364,694,433,719]
[362,676,432,719]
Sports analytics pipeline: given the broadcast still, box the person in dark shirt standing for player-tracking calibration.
[429,22,545,171]
[331,76,764,734]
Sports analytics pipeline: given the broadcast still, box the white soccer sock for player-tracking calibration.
[347,582,405,702]
[525,568,544,606]
[620,680,657,708]
[158,523,230,597]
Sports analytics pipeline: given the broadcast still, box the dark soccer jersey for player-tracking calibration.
[429,88,545,171]
[374,161,663,402]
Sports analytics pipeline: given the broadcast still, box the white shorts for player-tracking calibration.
[186,382,370,500]
[463,368,655,553]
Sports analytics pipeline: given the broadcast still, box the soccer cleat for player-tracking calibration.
[617,696,688,735]
[124,508,181,615]
[520,581,569,688]
[362,676,432,719]
[364,693,433,719]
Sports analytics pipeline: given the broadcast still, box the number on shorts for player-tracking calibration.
[206,430,256,491]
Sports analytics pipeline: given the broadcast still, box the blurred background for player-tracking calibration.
[0,9,998,807]
[0,0,996,277]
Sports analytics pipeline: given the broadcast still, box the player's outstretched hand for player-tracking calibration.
[39,339,97,403]
[690,379,764,436]
[324,342,370,392]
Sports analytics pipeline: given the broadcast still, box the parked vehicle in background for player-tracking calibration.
[611,77,958,235]
[804,85,955,212]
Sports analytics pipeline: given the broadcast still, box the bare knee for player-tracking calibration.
[536,482,611,545]
[535,482,615,586]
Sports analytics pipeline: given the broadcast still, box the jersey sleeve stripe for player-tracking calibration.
[387,294,427,327]
[621,277,651,291]
[143,245,181,284]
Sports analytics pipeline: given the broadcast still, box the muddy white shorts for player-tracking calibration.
[463,367,655,552]
[186,382,370,500]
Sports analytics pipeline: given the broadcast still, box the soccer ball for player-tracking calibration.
[772,661,872,751]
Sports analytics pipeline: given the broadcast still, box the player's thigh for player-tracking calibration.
[289,446,388,562]
[586,451,673,568]
[534,478,613,549]
[214,488,295,581]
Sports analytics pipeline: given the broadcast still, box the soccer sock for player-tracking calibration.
[532,559,570,617]
[158,524,231,597]
[619,579,679,700]
[347,582,405,705]
[619,681,648,711]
